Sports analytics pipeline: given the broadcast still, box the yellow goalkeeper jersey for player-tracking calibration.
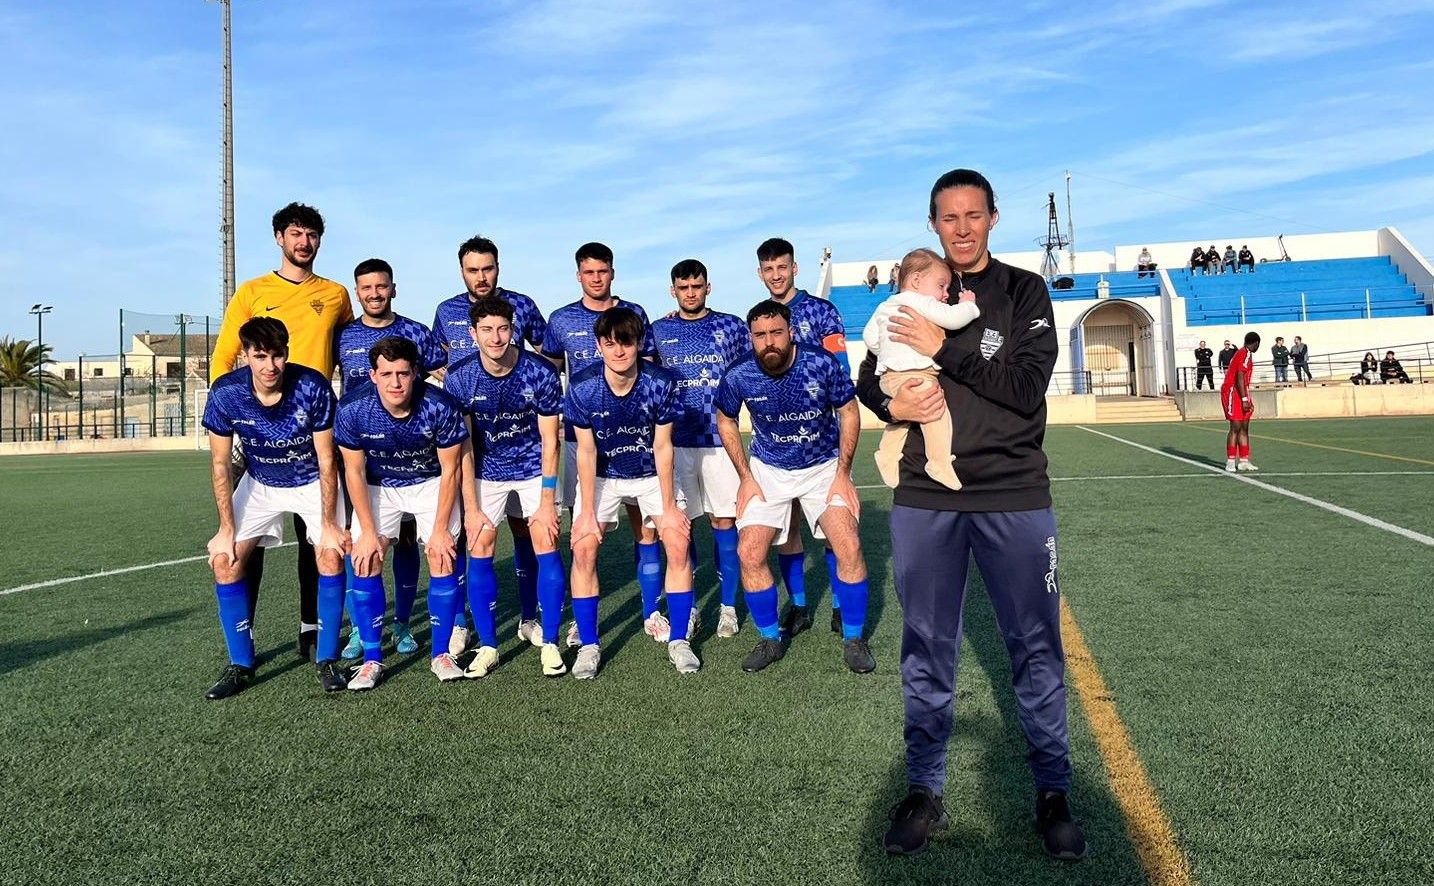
[209,272,353,382]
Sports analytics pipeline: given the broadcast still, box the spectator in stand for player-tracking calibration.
[1290,336,1310,382]
[1190,246,1207,276]
[889,264,900,292]
[1238,245,1256,273]
[1193,341,1215,390]
[1270,337,1290,382]
[1218,340,1237,372]
[1136,248,1156,278]
[1352,352,1378,385]
[866,265,881,293]
[1223,245,1238,274]
[1380,351,1412,384]
[1205,245,1222,274]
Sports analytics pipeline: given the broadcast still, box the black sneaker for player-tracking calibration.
[1035,789,1088,860]
[296,628,317,662]
[830,608,842,634]
[316,660,348,692]
[780,605,813,638]
[884,786,948,854]
[204,664,255,700]
[842,637,876,674]
[741,638,787,673]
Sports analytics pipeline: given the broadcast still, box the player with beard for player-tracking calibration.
[209,202,353,662]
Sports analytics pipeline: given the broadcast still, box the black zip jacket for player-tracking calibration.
[857,256,1055,512]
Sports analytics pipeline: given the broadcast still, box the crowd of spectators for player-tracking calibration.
[1193,334,1417,387]
[1189,244,1256,275]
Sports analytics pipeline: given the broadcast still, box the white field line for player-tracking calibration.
[1077,426,1434,547]
[1,543,295,597]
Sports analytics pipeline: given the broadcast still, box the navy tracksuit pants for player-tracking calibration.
[890,504,1072,795]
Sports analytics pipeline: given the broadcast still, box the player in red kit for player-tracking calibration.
[1221,331,1261,472]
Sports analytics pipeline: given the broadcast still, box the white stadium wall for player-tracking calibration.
[1377,227,1434,300]
[1113,230,1379,274]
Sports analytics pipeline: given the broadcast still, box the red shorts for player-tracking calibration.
[1222,389,1252,421]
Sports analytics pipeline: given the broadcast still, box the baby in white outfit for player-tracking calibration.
[861,247,979,490]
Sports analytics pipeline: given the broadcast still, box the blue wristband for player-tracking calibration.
[541,475,558,490]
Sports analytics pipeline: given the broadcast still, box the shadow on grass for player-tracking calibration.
[1,607,198,676]
[1163,446,1225,468]
[852,568,1149,885]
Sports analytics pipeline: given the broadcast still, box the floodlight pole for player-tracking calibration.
[1065,170,1075,275]
[217,0,236,311]
[29,304,52,441]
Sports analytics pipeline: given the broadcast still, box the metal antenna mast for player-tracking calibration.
[1038,191,1070,282]
[218,0,236,310]
[1065,170,1075,274]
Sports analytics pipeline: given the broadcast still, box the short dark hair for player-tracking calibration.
[353,258,393,280]
[458,236,498,263]
[1275,336,1284,343]
[746,299,792,327]
[575,242,614,267]
[1244,331,1261,346]
[238,317,289,354]
[756,238,794,263]
[468,295,514,327]
[593,306,643,344]
[928,168,996,217]
[271,202,325,236]
[670,258,708,282]
[369,336,419,369]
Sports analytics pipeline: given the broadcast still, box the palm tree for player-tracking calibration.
[0,337,68,394]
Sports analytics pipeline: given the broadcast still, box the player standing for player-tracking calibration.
[542,243,671,643]
[445,296,569,678]
[334,337,469,688]
[754,237,851,636]
[653,259,750,638]
[209,202,353,661]
[564,308,695,679]
[334,258,448,657]
[431,237,551,647]
[1222,331,1261,472]
[715,300,875,674]
[201,318,348,699]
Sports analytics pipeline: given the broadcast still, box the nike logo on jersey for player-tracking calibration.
[265,305,280,312]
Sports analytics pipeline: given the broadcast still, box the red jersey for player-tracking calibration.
[1221,347,1253,394]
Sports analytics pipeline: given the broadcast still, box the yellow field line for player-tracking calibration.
[1061,597,1194,886]
[1183,423,1434,466]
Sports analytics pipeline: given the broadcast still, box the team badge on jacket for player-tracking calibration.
[979,328,1004,360]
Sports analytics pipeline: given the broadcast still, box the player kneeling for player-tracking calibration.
[335,336,469,689]
[202,317,348,699]
[565,308,696,679]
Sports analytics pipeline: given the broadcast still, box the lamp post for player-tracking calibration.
[29,304,52,441]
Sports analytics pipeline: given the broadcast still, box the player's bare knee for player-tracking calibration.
[316,548,343,575]
[661,533,690,572]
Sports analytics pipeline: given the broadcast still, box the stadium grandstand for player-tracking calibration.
[825,227,1434,422]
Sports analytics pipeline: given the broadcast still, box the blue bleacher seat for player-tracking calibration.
[1172,257,1428,326]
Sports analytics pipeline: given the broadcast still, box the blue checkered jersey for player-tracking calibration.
[444,349,562,482]
[715,344,855,471]
[334,314,448,396]
[431,288,547,365]
[563,362,679,480]
[652,311,750,448]
[333,383,468,488]
[203,364,337,488]
[785,290,850,374]
[541,298,658,441]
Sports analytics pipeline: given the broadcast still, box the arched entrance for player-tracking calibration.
[1074,300,1157,397]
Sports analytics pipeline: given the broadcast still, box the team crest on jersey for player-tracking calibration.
[798,321,812,337]
[522,387,535,399]
[979,328,1004,360]
[294,407,309,426]
[805,382,821,397]
[310,299,325,316]
[713,330,726,343]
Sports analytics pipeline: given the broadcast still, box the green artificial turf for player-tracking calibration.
[2,419,1432,885]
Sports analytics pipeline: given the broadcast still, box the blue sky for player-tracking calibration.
[3,0,1433,358]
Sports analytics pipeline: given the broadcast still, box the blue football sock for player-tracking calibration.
[427,574,460,659]
[746,585,781,640]
[536,551,567,644]
[833,575,869,640]
[512,534,539,622]
[573,595,600,647]
[778,552,807,607]
[465,555,499,648]
[214,580,255,668]
[452,546,468,629]
[392,542,419,625]
[350,575,386,664]
[825,547,841,611]
[636,541,663,618]
[667,590,694,642]
[713,527,739,608]
[316,573,346,663]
